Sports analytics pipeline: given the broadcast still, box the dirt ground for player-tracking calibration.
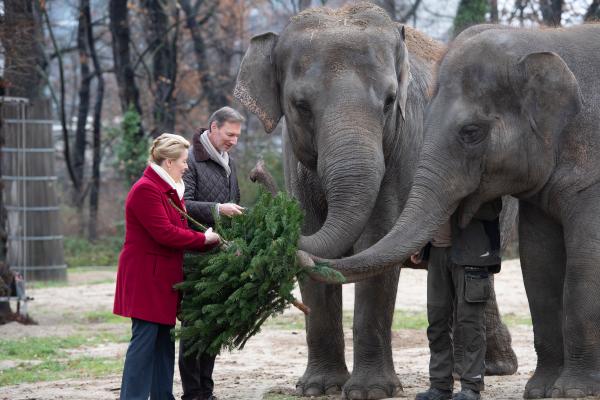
[0,260,552,400]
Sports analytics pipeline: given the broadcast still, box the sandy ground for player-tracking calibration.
[0,260,547,400]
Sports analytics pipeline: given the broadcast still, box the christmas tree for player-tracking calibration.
[174,190,344,357]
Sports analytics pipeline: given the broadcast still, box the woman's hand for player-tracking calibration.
[204,227,221,245]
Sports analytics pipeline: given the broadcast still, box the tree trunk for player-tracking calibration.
[73,0,92,231]
[109,0,144,139]
[539,0,562,26]
[299,0,312,12]
[585,0,600,21]
[141,0,179,136]
[1,0,47,99]
[490,0,499,23]
[0,0,48,319]
[453,0,488,37]
[180,0,229,110]
[85,0,104,242]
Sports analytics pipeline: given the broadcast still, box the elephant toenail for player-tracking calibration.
[525,388,544,399]
[367,387,388,399]
[304,385,324,396]
[549,388,563,398]
[565,388,586,397]
[345,389,365,400]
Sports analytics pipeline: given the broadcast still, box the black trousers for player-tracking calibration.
[120,318,176,400]
[427,247,490,392]
[178,331,216,399]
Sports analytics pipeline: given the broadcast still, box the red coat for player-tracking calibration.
[114,166,212,325]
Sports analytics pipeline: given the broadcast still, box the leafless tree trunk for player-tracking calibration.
[0,0,47,318]
[299,0,312,12]
[109,0,144,139]
[539,0,562,26]
[585,0,600,21]
[1,0,46,99]
[180,0,229,111]
[490,0,499,22]
[85,0,104,242]
[141,0,179,136]
[73,0,92,228]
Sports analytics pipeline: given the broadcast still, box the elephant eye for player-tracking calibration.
[294,100,312,117]
[384,94,396,113]
[458,124,487,145]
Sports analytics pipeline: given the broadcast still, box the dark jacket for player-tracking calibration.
[182,130,241,228]
[113,166,210,325]
[450,199,502,272]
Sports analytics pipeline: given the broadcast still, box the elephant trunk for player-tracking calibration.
[299,125,385,259]
[310,152,470,282]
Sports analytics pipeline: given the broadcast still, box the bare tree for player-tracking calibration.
[490,0,499,22]
[84,0,105,242]
[180,0,229,110]
[140,0,179,136]
[585,0,600,21]
[109,0,144,138]
[0,0,48,319]
[73,0,93,215]
[539,0,563,26]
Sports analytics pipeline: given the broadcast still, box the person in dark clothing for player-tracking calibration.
[179,107,244,400]
[415,199,502,400]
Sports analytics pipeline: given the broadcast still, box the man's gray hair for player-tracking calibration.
[208,106,245,130]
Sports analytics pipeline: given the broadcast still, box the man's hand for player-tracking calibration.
[204,227,221,245]
[218,203,244,217]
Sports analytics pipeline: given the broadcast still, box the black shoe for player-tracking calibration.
[205,396,217,400]
[415,387,453,400]
[452,388,480,400]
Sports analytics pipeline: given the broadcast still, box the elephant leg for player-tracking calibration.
[519,202,566,399]
[343,268,402,400]
[549,200,600,398]
[291,159,349,396]
[296,280,350,396]
[483,275,518,375]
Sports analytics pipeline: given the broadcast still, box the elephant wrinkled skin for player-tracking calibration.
[320,23,600,399]
[235,5,516,399]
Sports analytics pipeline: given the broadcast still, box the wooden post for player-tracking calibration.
[1,98,66,281]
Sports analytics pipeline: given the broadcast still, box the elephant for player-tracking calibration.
[235,4,516,399]
[313,23,600,399]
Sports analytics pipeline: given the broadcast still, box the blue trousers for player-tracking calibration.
[120,318,176,400]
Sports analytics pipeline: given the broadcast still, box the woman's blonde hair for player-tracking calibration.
[149,133,190,165]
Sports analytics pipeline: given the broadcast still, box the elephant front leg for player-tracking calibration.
[549,206,600,398]
[343,268,402,400]
[296,279,350,396]
[519,202,566,398]
[483,275,518,376]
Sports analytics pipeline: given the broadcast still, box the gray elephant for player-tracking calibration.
[316,23,600,398]
[235,4,516,399]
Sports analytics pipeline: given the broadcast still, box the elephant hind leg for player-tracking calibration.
[484,274,518,376]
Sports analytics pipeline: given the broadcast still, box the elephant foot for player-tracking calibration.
[523,366,560,399]
[295,368,350,396]
[484,348,518,376]
[547,372,600,398]
[342,371,403,400]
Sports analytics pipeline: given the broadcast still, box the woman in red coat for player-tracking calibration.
[114,133,220,400]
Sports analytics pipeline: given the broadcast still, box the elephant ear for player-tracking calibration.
[517,51,582,142]
[234,32,281,133]
[397,25,411,121]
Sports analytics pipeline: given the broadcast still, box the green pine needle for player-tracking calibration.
[175,190,319,357]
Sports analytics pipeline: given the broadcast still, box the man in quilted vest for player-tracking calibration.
[179,106,244,400]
